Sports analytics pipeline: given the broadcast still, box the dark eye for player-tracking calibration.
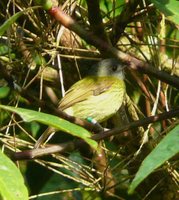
[112,65,118,71]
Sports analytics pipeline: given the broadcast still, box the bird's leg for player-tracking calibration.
[86,117,109,132]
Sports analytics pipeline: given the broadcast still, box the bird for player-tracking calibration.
[35,58,126,147]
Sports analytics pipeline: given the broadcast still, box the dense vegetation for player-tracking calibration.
[0,0,178,199]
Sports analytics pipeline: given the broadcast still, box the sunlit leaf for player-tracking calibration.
[150,0,179,25]
[0,151,28,200]
[0,105,97,149]
[128,125,179,194]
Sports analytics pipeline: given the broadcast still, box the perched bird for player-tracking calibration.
[35,58,126,147]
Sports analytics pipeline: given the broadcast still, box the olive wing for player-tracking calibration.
[59,77,115,111]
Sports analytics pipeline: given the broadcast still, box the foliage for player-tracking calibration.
[0,0,178,199]
[0,150,28,200]
[129,125,179,193]
[0,105,97,149]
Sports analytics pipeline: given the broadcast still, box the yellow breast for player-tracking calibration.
[59,76,125,122]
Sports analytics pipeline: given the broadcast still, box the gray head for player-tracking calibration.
[88,58,125,80]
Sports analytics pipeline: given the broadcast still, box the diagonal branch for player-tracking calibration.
[48,7,179,89]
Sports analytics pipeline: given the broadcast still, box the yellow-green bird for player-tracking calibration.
[35,58,126,147]
[59,59,125,122]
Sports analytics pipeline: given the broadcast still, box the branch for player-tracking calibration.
[111,0,139,44]
[86,0,109,43]
[47,7,179,89]
[13,107,179,160]
[93,107,179,141]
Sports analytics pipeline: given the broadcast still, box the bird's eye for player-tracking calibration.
[112,65,118,71]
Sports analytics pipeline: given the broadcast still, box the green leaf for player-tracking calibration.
[150,0,179,25]
[0,151,28,200]
[0,11,23,36]
[0,86,10,99]
[0,43,11,56]
[35,0,53,10]
[0,7,40,36]
[0,105,97,149]
[128,125,179,194]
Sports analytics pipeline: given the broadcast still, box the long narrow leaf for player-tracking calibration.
[128,125,179,194]
[0,105,97,149]
[0,11,23,36]
[0,7,40,36]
